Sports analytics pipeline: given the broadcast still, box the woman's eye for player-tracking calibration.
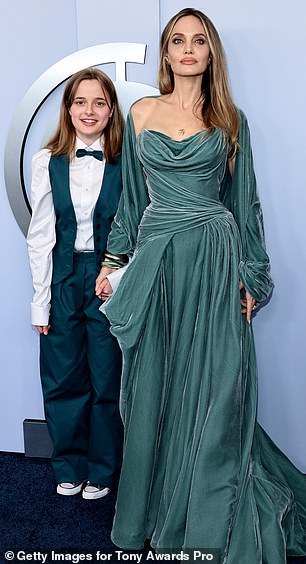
[195,38,206,45]
[172,38,183,44]
[74,100,85,105]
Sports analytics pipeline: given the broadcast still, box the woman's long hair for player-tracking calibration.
[159,8,239,158]
[45,67,125,163]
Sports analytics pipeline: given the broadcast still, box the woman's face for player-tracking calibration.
[166,15,210,79]
[69,79,112,145]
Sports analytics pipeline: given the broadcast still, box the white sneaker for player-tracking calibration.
[56,481,85,496]
[82,481,111,500]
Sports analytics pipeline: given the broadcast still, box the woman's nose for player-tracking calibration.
[184,43,193,54]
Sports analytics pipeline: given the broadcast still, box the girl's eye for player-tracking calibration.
[74,100,85,105]
[96,101,106,107]
[172,38,183,44]
[195,38,206,45]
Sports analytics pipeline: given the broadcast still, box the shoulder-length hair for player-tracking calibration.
[45,67,125,163]
[159,8,239,158]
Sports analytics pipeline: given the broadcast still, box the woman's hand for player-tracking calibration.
[240,281,256,325]
[35,325,50,335]
[95,265,115,300]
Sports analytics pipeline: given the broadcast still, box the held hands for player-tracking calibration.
[34,265,115,336]
[95,265,115,301]
[239,281,256,325]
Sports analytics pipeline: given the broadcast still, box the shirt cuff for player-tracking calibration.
[107,265,129,293]
[31,302,51,326]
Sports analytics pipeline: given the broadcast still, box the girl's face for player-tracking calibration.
[166,15,210,79]
[69,79,112,145]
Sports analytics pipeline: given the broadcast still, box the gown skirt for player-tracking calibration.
[102,114,306,563]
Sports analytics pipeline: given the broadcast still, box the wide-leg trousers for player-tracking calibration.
[40,252,123,486]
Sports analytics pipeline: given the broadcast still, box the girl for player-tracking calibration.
[27,67,124,499]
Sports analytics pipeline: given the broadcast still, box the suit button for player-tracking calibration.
[96,224,101,230]
[96,236,101,242]
[97,212,102,218]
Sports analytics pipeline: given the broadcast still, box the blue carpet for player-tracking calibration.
[0,452,305,564]
[0,452,149,563]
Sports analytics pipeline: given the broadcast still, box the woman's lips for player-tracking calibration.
[180,58,197,64]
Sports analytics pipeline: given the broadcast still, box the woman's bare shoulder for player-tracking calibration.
[131,96,160,113]
[131,96,164,136]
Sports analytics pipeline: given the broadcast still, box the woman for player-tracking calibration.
[96,9,306,562]
[27,68,124,499]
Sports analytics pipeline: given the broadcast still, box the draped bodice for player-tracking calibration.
[137,128,228,202]
[135,128,233,243]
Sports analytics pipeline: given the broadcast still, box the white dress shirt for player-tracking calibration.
[27,138,105,326]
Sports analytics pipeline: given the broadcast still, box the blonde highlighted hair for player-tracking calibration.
[45,67,124,163]
[159,8,239,158]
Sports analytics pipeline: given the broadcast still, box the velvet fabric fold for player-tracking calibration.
[102,108,306,563]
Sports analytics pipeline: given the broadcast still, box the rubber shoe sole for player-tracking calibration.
[82,484,111,500]
[57,481,85,496]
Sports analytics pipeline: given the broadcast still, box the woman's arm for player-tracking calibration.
[220,110,273,319]
[96,109,150,299]
[107,109,150,254]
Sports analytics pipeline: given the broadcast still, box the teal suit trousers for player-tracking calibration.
[40,252,123,486]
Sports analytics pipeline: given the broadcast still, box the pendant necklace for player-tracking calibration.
[177,129,185,136]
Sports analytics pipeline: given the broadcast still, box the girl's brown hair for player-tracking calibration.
[46,67,124,163]
[159,8,239,158]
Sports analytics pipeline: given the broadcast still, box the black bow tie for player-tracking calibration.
[76,148,103,161]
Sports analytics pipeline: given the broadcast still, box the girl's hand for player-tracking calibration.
[240,282,256,325]
[95,265,115,300]
[35,325,50,335]
[99,278,113,301]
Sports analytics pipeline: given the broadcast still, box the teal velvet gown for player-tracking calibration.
[102,107,306,563]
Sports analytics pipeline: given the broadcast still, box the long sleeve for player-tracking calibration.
[27,149,56,325]
[220,109,273,302]
[106,111,149,255]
